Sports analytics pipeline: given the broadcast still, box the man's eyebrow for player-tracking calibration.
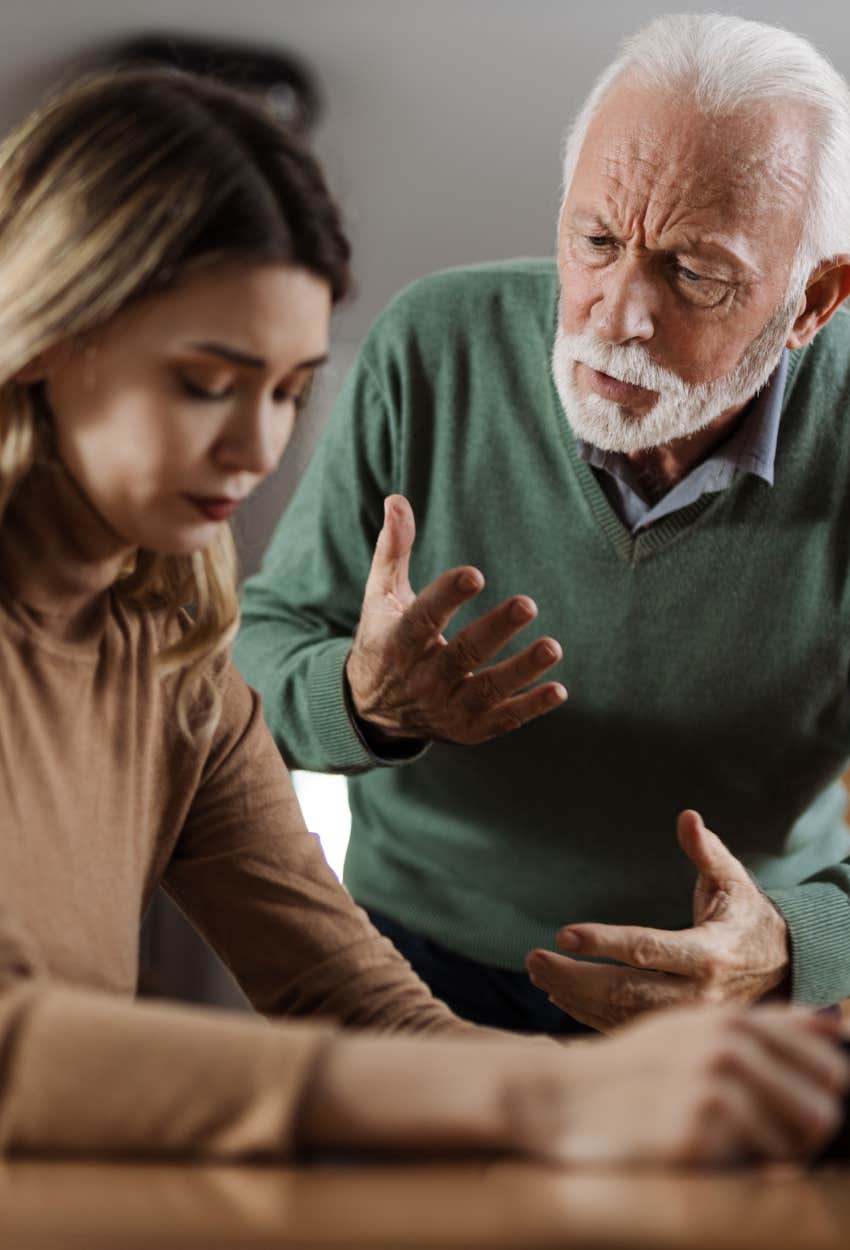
[186,342,329,370]
[565,212,757,275]
[676,236,757,273]
[567,209,614,234]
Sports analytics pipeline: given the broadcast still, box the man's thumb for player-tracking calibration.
[676,809,751,884]
[369,494,416,592]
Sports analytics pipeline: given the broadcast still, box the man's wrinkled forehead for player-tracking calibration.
[568,80,812,246]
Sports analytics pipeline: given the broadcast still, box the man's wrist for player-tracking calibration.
[342,664,430,762]
[756,903,792,1000]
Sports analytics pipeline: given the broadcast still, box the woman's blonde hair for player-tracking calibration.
[0,67,350,736]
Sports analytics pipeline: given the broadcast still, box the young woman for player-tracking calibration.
[0,66,845,1166]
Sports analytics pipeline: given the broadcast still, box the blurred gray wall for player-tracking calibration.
[6,0,850,1005]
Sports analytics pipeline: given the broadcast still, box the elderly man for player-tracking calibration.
[235,13,850,1034]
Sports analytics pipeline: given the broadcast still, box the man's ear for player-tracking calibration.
[787,256,850,350]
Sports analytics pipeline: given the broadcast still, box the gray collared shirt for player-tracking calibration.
[575,351,789,533]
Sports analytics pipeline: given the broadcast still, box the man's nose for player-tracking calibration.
[591,257,656,344]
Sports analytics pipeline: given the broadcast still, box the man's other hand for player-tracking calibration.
[526,810,791,1033]
[345,494,567,744]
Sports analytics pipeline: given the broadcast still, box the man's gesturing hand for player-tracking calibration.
[526,810,791,1033]
[345,494,567,744]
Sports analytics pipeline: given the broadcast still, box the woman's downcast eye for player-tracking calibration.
[274,375,314,409]
[176,367,317,409]
[177,373,234,402]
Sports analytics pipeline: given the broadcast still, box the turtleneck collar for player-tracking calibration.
[0,459,135,639]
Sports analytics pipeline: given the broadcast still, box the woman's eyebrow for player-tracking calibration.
[186,342,329,371]
[188,341,266,368]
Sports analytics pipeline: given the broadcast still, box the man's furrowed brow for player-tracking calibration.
[567,208,615,234]
[674,235,759,276]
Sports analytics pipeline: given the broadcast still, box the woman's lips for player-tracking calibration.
[184,495,243,522]
[578,363,657,405]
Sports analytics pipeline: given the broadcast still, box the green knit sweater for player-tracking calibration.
[236,259,850,1006]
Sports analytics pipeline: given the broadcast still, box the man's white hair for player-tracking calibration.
[561,13,850,292]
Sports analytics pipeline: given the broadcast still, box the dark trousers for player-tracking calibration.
[367,908,595,1035]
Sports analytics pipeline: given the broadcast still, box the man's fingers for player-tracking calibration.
[453,632,563,704]
[397,565,486,648]
[442,595,545,675]
[365,495,418,598]
[453,681,567,743]
[526,949,691,1030]
[555,921,708,977]
[677,809,753,886]
[526,948,613,1030]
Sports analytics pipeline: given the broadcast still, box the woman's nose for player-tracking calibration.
[215,402,292,478]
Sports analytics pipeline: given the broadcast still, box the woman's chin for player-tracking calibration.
[142,522,224,558]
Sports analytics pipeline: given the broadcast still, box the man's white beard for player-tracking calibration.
[551,294,798,454]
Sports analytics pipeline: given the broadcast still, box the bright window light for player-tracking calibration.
[291,771,351,880]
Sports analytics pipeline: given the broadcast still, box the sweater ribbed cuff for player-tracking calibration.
[765,882,850,1007]
[307,639,429,773]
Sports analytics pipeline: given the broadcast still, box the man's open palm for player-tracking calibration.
[526,810,791,1032]
[345,494,567,744]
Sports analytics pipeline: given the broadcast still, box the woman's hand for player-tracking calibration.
[507,1005,848,1165]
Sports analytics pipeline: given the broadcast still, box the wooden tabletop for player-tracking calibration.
[1,1158,848,1250]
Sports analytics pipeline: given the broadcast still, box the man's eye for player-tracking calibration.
[586,236,612,248]
[178,374,233,401]
[672,266,729,308]
[676,264,705,283]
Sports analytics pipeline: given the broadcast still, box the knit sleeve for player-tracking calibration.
[0,912,334,1158]
[765,869,850,1006]
[234,347,428,774]
[163,663,473,1036]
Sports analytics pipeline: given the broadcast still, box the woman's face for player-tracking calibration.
[42,261,331,554]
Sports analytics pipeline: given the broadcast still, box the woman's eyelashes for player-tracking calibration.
[179,378,232,402]
[176,368,234,402]
[176,368,313,407]
[276,375,313,409]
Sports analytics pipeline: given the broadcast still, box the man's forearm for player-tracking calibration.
[234,628,374,774]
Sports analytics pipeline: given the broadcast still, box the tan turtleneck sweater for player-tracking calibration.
[0,461,471,1159]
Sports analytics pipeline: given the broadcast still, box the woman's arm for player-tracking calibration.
[163,665,478,1035]
[0,977,334,1157]
[1,967,845,1163]
[296,1006,849,1165]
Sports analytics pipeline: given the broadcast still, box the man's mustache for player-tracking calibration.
[559,331,691,397]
